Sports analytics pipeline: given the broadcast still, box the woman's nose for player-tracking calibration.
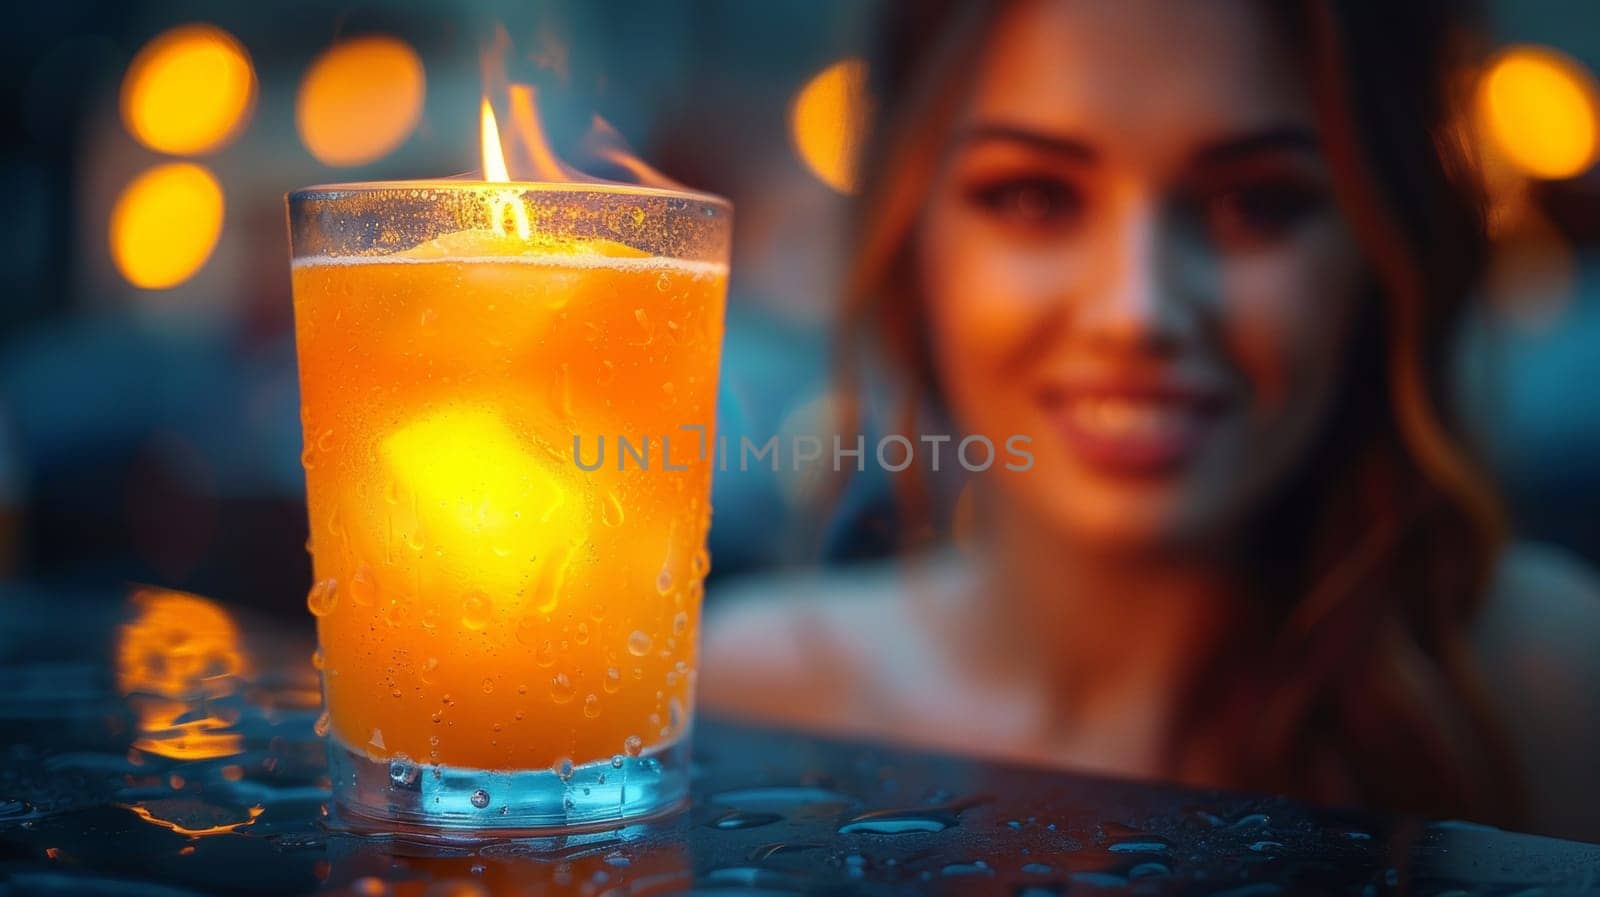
[1076,195,1195,353]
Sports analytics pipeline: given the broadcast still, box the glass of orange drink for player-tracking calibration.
[287,181,729,831]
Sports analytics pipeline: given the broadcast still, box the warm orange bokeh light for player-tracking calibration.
[1479,45,1600,180]
[109,163,225,290]
[121,24,255,156]
[117,588,250,761]
[789,58,870,194]
[297,36,426,167]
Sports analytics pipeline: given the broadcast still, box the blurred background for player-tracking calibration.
[1,0,1599,621]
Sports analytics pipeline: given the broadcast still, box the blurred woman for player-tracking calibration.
[702,0,1600,840]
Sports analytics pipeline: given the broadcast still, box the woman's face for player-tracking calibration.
[919,0,1365,551]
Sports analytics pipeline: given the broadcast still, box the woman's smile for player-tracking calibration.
[1038,371,1232,475]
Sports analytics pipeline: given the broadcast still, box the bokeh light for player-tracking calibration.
[109,162,225,290]
[1479,45,1600,180]
[297,36,426,167]
[120,24,255,156]
[789,58,869,194]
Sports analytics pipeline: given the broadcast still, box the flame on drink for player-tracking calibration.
[480,98,530,239]
[475,23,688,241]
[480,97,513,183]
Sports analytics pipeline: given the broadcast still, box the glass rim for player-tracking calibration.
[287,178,731,212]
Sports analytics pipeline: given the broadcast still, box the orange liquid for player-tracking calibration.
[291,235,725,771]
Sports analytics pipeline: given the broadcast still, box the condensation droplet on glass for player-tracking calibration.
[672,612,688,636]
[584,693,601,719]
[314,710,331,737]
[481,677,494,694]
[420,656,439,684]
[553,757,574,780]
[310,648,325,670]
[349,564,378,606]
[388,757,418,788]
[624,735,643,757]
[461,591,491,631]
[692,547,710,577]
[470,789,490,809]
[611,755,625,769]
[550,672,576,704]
[601,492,625,527]
[306,578,339,617]
[514,616,541,649]
[603,667,622,694]
[575,622,590,645]
[628,630,652,657]
[655,568,673,595]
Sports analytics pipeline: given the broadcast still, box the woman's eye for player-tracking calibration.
[1194,181,1324,247]
[966,177,1083,230]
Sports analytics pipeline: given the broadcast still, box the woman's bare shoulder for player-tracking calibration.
[698,552,966,731]
[1479,542,1600,672]
[1476,542,1600,842]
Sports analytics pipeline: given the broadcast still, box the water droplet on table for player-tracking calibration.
[709,809,782,830]
[838,808,957,834]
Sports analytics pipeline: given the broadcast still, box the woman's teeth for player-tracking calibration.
[1069,397,1196,438]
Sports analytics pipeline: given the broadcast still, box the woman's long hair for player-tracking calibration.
[836,0,1522,824]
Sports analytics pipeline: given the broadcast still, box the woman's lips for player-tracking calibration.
[1038,378,1230,475]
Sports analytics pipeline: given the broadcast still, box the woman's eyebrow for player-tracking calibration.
[1188,126,1321,167]
[952,122,1099,163]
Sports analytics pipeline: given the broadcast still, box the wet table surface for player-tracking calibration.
[2,583,1598,896]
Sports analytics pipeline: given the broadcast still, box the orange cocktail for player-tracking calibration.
[288,183,729,830]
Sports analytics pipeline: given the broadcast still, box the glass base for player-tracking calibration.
[326,735,689,836]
